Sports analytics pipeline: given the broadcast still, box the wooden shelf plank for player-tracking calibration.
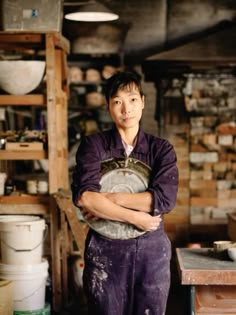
[0,203,49,214]
[0,32,70,53]
[0,94,45,105]
[0,195,50,215]
[0,195,49,204]
[0,32,43,44]
[0,150,47,160]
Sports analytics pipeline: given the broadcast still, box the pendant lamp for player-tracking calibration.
[64,1,119,22]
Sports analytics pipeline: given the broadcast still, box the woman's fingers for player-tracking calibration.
[149,215,162,231]
[80,208,99,221]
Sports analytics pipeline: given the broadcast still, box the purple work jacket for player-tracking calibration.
[72,127,178,219]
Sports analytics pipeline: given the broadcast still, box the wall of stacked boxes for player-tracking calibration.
[146,70,236,246]
[184,73,236,225]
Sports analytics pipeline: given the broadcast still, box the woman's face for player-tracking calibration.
[108,83,144,131]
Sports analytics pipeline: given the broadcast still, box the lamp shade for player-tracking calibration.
[64,2,119,22]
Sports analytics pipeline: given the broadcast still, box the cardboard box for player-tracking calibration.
[2,0,63,32]
[5,142,43,151]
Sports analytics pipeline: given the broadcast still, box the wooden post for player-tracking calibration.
[46,33,57,194]
[50,197,62,312]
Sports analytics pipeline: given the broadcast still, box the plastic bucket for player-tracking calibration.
[0,215,46,264]
[0,279,13,315]
[0,259,48,311]
[13,303,50,315]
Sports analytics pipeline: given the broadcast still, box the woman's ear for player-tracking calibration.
[142,95,145,109]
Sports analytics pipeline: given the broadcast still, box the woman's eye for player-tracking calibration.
[112,100,121,106]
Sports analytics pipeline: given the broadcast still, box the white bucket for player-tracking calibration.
[0,215,46,264]
[0,259,48,311]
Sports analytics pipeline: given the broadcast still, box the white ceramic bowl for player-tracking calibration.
[227,248,236,261]
[0,61,45,95]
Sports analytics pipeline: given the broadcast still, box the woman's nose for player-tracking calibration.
[122,101,131,113]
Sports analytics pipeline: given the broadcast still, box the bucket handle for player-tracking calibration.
[1,224,48,252]
[13,280,46,302]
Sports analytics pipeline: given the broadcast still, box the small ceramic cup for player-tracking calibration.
[27,180,37,194]
[213,241,236,253]
[37,180,48,194]
[0,172,7,196]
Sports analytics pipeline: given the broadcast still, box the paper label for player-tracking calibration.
[23,9,38,19]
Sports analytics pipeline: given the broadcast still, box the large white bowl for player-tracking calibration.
[227,248,236,261]
[0,61,45,95]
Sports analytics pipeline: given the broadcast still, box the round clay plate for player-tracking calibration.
[85,158,151,239]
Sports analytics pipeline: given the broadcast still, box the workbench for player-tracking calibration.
[176,248,236,315]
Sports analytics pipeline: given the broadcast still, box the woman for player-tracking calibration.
[72,71,178,315]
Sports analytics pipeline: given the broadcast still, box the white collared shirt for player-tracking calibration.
[122,139,134,157]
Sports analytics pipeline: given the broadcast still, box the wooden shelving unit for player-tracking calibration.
[0,31,70,312]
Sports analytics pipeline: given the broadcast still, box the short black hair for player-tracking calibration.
[104,71,144,104]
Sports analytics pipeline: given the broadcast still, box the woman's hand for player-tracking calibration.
[80,208,100,221]
[132,212,162,232]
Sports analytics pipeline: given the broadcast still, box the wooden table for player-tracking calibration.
[176,248,236,315]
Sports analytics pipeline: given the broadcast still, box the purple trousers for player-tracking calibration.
[83,227,171,315]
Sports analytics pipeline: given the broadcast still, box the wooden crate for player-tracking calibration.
[5,142,43,151]
[228,213,236,241]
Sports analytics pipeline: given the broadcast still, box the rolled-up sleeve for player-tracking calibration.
[71,136,101,206]
[147,141,178,215]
